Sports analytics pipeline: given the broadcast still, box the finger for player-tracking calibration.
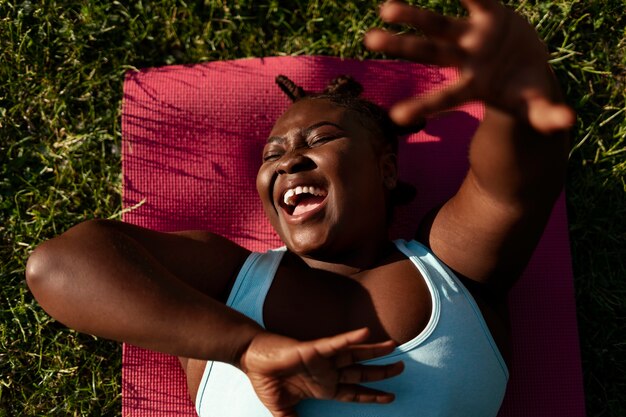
[460,0,499,14]
[333,384,396,404]
[270,407,298,417]
[365,29,466,67]
[389,76,474,125]
[334,340,396,368]
[526,96,576,134]
[339,361,405,384]
[311,327,371,358]
[379,1,468,41]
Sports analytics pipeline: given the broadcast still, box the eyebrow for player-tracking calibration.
[266,121,344,144]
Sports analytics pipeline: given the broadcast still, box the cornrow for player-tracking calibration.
[276,74,363,101]
[275,75,307,102]
[275,74,424,145]
[323,75,363,97]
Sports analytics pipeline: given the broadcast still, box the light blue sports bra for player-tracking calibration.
[196,239,508,417]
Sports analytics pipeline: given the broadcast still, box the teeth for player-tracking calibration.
[282,186,327,206]
[283,189,295,205]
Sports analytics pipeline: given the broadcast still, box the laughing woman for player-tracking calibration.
[25,1,574,416]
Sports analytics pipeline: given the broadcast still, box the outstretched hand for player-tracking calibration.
[365,0,575,134]
[240,327,404,417]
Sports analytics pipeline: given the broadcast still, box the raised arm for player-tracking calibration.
[365,0,574,291]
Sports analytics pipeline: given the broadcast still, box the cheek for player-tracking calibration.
[256,168,275,213]
[335,152,387,214]
[255,169,265,199]
[335,147,384,188]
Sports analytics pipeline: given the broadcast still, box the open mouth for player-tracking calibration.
[280,185,328,217]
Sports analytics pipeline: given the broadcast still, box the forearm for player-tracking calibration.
[26,220,262,365]
[468,105,570,209]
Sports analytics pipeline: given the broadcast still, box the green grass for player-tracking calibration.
[1,0,624,415]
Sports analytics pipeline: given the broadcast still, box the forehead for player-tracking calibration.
[269,98,367,137]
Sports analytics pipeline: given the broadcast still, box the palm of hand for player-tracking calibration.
[245,342,341,417]
[240,329,403,417]
[366,0,574,133]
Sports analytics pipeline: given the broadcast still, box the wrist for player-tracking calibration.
[234,327,270,372]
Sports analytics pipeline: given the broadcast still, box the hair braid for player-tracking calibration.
[275,75,307,102]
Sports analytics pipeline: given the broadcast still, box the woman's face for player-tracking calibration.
[256,98,395,260]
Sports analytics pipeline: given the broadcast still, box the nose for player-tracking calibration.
[275,151,315,175]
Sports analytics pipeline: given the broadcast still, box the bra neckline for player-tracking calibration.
[253,240,442,361]
[360,239,442,361]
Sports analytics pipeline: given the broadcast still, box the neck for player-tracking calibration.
[298,239,396,277]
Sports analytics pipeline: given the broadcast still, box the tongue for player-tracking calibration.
[293,195,325,216]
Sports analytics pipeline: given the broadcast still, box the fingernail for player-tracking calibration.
[363,30,385,50]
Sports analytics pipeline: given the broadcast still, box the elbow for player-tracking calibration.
[26,218,120,306]
[25,240,65,313]
[25,220,104,315]
[26,243,51,294]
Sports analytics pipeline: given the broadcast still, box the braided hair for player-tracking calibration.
[275,74,421,210]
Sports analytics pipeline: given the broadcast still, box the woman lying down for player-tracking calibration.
[26,1,574,416]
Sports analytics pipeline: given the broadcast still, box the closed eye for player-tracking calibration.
[262,145,284,162]
[263,152,283,162]
[308,133,343,147]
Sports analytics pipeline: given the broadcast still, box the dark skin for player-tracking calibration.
[25,1,574,417]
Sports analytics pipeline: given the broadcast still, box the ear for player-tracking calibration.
[380,151,398,190]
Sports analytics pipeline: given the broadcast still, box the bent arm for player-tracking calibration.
[25,219,260,364]
[26,220,406,415]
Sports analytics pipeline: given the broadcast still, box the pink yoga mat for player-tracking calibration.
[121,56,585,416]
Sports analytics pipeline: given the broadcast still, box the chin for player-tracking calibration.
[281,228,331,257]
